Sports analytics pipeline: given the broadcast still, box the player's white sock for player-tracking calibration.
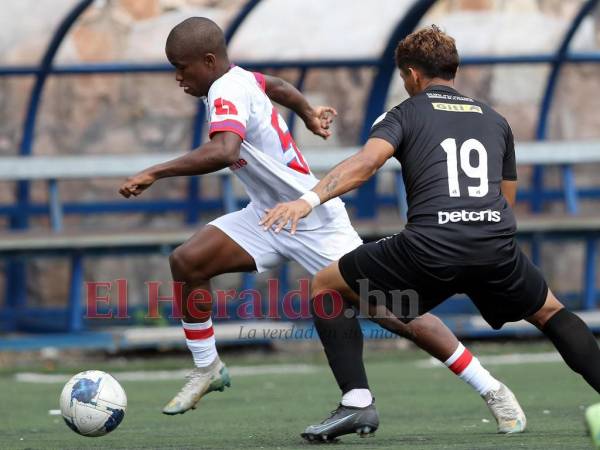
[182,319,218,368]
[341,389,373,408]
[444,343,500,395]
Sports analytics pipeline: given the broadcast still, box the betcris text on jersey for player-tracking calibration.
[438,209,501,224]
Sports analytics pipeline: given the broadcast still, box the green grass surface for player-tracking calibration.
[0,344,595,449]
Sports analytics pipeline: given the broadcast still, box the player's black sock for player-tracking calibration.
[311,294,369,393]
[542,308,600,393]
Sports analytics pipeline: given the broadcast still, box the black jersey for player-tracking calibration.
[370,85,517,265]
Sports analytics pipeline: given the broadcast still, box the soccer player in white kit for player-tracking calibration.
[119,17,525,438]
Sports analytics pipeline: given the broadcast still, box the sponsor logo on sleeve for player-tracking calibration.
[214,98,238,115]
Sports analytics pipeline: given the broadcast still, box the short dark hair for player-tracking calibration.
[166,17,227,59]
[394,25,459,80]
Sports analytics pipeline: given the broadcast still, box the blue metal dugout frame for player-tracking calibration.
[2,0,599,222]
[1,0,600,332]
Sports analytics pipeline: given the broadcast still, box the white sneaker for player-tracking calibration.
[162,357,231,415]
[482,383,526,434]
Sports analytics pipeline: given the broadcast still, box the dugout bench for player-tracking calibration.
[1,141,600,334]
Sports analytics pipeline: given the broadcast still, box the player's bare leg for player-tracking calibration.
[528,289,600,393]
[162,225,256,415]
[371,307,525,433]
[357,303,524,433]
[303,261,525,439]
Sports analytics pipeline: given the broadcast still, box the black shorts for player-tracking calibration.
[338,232,548,330]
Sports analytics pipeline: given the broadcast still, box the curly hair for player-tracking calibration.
[394,25,459,80]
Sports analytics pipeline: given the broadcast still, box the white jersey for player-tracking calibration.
[206,66,347,230]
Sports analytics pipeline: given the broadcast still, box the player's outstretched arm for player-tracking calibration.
[118,131,242,198]
[264,74,337,139]
[260,137,395,233]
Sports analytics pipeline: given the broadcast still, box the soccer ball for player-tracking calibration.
[59,370,127,436]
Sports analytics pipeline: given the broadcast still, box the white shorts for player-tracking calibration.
[208,204,363,275]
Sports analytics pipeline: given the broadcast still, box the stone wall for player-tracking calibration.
[1,0,599,313]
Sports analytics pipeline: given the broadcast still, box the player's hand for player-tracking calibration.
[119,171,156,198]
[260,199,313,234]
[304,106,337,139]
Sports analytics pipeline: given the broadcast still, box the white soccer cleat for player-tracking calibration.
[482,383,526,434]
[162,357,231,415]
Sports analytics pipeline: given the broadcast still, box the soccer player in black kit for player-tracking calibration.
[262,25,600,442]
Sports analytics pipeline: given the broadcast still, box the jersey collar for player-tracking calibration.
[424,84,458,94]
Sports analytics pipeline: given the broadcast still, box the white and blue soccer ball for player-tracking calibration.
[59,370,127,437]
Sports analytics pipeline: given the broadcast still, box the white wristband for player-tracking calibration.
[300,191,321,209]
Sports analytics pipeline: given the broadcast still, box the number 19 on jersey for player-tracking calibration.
[441,138,489,198]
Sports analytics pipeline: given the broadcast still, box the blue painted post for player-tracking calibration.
[223,0,262,43]
[583,238,597,310]
[241,273,255,292]
[232,272,256,319]
[221,174,236,214]
[562,165,579,215]
[531,166,545,213]
[48,179,64,232]
[68,254,84,332]
[17,0,94,202]
[534,0,598,214]
[278,263,290,318]
[185,100,206,224]
[287,68,307,133]
[6,0,93,332]
[183,0,263,224]
[531,235,542,268]
[394,171,408,221]
[219,0,264,314]
[357,0,437,218]
[185,2,265,224]
[185,177,201,224]
[4,263,25,331]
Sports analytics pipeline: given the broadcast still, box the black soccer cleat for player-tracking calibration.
[301,402,379,443]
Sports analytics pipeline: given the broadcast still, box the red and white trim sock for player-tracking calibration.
[444,343,500,395]
[182,319,218,368]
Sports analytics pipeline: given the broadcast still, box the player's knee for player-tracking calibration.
[169,246,188,275]
[309,271,339,319]
[169,245,211,281]
[404,314,442,342]
[527,290,564,329]
[310,271,328,301]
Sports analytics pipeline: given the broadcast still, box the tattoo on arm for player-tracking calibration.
[325,174,339,195]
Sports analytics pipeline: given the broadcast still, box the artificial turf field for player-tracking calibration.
[1,342,596,449]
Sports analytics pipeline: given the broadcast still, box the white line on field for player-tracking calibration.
[15,364,320,383]
[416,351,562,368]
